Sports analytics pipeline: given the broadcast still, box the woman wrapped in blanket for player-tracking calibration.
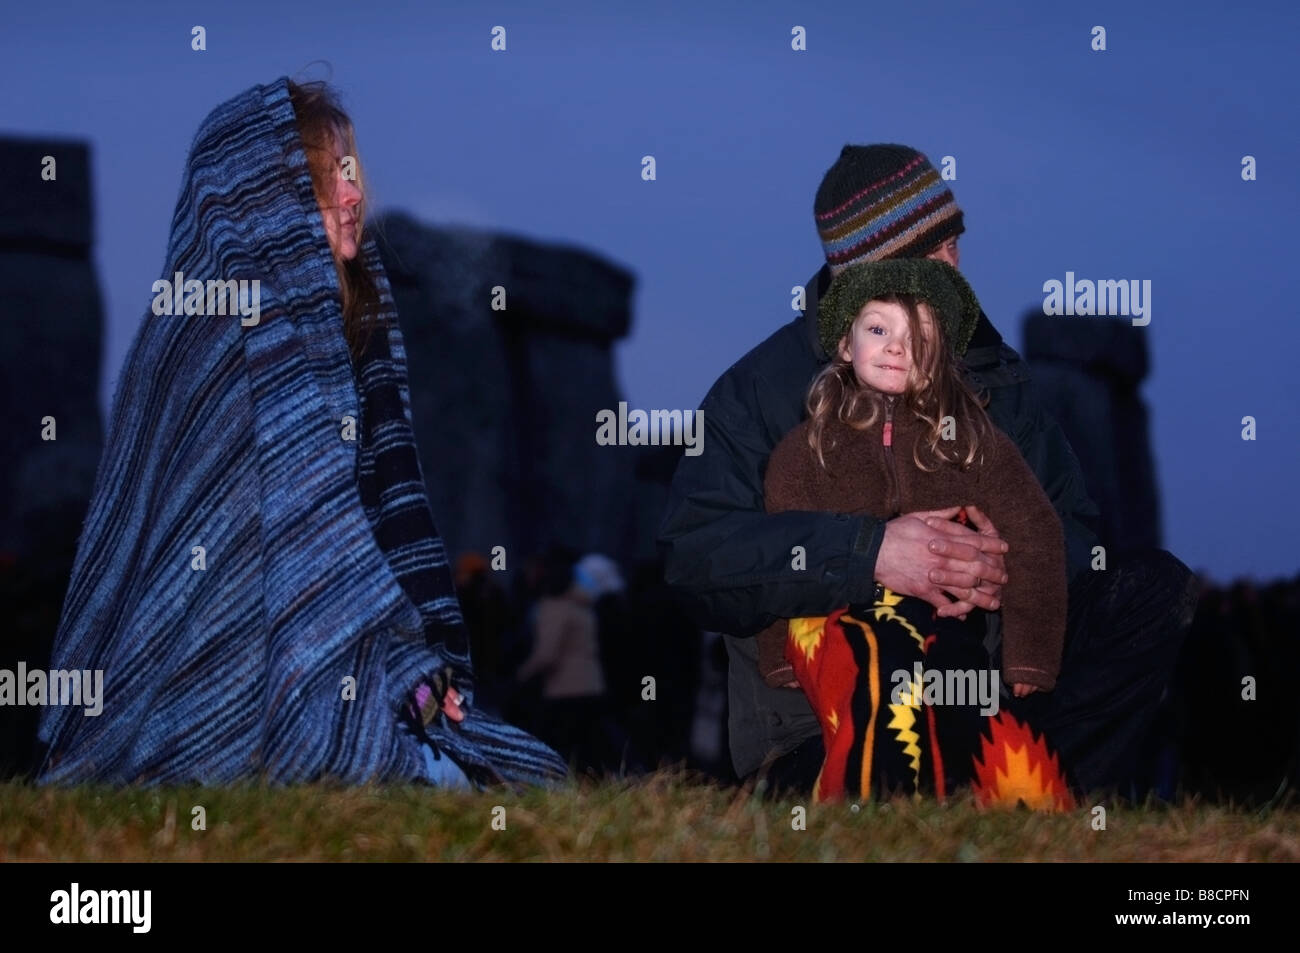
[755,258,1071,804]
[35,78,567,788]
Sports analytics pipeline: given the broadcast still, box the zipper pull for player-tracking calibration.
[883,420,893,447]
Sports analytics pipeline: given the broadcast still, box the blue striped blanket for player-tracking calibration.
[35,78,567,787]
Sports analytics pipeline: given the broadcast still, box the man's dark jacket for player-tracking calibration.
[658,264,1101,779]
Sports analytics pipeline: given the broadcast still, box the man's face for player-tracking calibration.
[926,235,960,270]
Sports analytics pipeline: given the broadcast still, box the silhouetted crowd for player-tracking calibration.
[1152,575,1300,803]
[2,545,1297,799]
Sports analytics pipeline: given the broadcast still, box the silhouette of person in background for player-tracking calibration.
[517,554,626,774]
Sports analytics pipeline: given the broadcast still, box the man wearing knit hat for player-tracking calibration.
[659,144,1197,798]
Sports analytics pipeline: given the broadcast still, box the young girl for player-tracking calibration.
[756,258,1069,804]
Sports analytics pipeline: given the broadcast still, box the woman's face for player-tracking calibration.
[314,131,362,261]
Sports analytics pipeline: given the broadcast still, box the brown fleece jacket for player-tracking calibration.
[757,398,1067,692]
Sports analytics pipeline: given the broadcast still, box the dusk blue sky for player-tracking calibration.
[3,0,1297,584]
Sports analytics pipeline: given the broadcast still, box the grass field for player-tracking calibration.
[2,772,1298,862]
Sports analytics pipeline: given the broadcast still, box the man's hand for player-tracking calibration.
[925,505,1009,616]
[874,505,1009,618]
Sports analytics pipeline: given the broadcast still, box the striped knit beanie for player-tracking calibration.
[815,144,965,274]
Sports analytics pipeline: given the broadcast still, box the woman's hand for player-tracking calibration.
[431,665,469,723]
[1011,683,1039,698]
[416,665,470,725]
[441,688,467,722]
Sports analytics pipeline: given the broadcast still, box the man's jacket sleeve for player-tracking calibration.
[657,324,884,637]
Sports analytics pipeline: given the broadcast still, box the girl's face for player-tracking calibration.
[313,130,362,261]
[838,299,934,395]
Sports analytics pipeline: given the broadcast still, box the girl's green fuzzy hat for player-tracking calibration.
[818,258,983,359]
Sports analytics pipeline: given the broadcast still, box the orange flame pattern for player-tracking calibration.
[971,711,1075,811]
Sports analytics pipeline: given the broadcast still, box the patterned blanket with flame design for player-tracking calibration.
[786,589,1074,810]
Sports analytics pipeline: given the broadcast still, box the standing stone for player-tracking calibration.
[0,137,104,776]
[1022,309,1161,557]
[376,212,639,574]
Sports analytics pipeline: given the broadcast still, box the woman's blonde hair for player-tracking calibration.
[806,293,995,472]
[288,80,383,365]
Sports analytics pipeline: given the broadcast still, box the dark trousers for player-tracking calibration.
[765,549,1198,799]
